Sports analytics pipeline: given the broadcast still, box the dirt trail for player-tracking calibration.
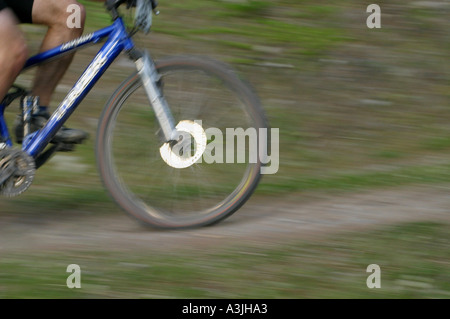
[1,185,450,253]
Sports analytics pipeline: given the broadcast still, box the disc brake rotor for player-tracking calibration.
[0,149,35,197]
[159,120,207,169]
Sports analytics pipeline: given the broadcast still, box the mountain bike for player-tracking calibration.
[0,0,268,229]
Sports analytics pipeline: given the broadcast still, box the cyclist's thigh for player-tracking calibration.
[0,7,27,48]
[4,0,34,24]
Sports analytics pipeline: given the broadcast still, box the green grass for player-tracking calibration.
[73,0,349,66]
[78,0,111,30]
[258,161,450,194]
[1,221,448,298]
[422,137,450,151]
[220,1,271,15]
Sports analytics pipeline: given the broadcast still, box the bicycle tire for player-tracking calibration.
[96,55,268,229]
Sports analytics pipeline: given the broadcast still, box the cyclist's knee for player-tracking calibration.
[33,0,86,34]
[56,0,86,33]
[66,0,86,34]
[14,39,28,63]
[0,42,28,82]
[11,41,28,73]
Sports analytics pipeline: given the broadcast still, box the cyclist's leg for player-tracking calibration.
[0,7,29,102]
[15,0,89,145]
[30,0,86,106]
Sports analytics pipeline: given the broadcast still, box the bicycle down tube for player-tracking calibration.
[22,18,134,158]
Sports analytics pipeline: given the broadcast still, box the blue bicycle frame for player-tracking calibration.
[0,17,138,158]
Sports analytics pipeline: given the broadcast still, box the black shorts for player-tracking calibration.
[0,0,34,24]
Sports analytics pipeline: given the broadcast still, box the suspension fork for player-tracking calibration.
[130,49,178,142]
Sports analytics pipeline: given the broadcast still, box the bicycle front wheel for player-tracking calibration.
[97,56,267,228]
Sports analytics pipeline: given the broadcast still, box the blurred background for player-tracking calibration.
[1,0,449,298]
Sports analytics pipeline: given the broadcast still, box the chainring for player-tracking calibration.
[0,148,35,197]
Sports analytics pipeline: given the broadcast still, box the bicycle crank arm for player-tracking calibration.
[133,50,178,142]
